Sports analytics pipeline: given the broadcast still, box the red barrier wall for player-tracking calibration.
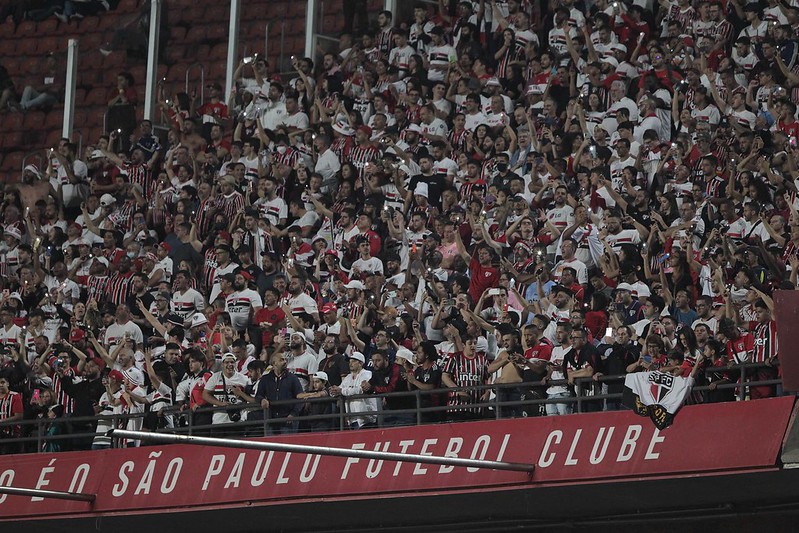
[0,397,793,519]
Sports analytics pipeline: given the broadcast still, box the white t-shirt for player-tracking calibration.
[104,321,144,350]
[226,289,263,331]
[203,371,249,424]
[172,287,206,319]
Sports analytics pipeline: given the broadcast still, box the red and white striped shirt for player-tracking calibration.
[107,271,134,306]
[753,320,778,363]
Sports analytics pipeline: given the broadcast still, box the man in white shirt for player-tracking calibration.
[463,93,488,131]
[171,270,205,319]
[286,274,319,322]
[351,236,384,276]
[552,238,588,285]
[285,333,319,392]
[277,92,309,132]
[426,26,457,82]
[48,142,88,210]
[226,271,263,332]
[104,304,144,350]
[335,351,378,428]
[313,134,341,193]
[201,353,250,426]
[259,82,287,132]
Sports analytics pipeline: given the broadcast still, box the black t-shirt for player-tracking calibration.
[408,173,446,209]
[599,343,640,393]
[414,362,444,407]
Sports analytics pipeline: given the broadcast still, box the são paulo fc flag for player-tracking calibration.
[622,371,694,430]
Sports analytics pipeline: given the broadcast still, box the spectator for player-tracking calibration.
[19,53,63,112]
[255,352,303,434]
[335,351,378,429]
[201,352,249,434]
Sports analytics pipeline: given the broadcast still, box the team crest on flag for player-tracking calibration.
[622,371,694,430]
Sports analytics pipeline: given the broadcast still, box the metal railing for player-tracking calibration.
[184,62,205,105]
[0,363,782,454]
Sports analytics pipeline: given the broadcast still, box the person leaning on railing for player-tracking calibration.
[254,352,303,435]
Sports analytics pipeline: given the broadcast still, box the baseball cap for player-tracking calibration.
[156,291,171,301]
[321,302,338,314]
[313,371,329,382]
[344,280,365,290]
[614,282,635,293]
[349,352,366,364]
[221,352,236,362]
[99,194,116,207]
[69,328,86,342]
[190,313,208,328]
[395,347,415,365]
[3,226,22,240]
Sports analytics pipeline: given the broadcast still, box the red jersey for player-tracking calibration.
[254,306,286,348]
[524,339,553,362]
[468,255,500,303]
[726,333,755,365]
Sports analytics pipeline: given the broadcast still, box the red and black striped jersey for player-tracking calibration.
[215,191,245,222]
[0,391,22,421]
[86,275,109,301]
[107,271,134,306]
[349,143,380,178]
[753,320,779,363]
[442,351,489,412]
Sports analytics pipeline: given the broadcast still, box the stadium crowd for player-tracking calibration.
[0,0,796,452]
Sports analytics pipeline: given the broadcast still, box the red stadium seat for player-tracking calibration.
[205,6,228,23]
[23,111,46,130]
[0,132,24,150]
[1,152,25,174]
[37,18,59,35]
[185,26,207,43]
[117,0,142,13]
[45,110,64,129]
[15,21,36,36]
[36,36,61,56]
[209,43,228,61]
[206,24,229,43]
[77,16,100,32]
[15,36,38,56]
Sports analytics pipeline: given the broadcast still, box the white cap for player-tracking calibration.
[332,120,355,136]
[150,345,166,359]
[344,280,365,290]
[313,371,329,382]
[615,282,635,293]
[221,352,236,362]
[190,313,208,328]
[476,337,489,353]
[121,368,144,387]
[90,149,105,160]
[3,226,21,240]
[349,352,365,364]
[414,183,429,198]
[395,347,415,365]
[99,194,116,207]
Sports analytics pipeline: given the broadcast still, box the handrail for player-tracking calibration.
[0,362,781,452]
[184,62,205,106]
[264,21,271,65]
